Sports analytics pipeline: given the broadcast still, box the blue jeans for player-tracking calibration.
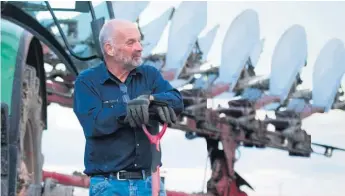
[89,174,166,196]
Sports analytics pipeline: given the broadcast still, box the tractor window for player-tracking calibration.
[8,1,106,61]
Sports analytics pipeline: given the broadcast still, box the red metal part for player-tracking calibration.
[254,95,280,109]
[142,123,168,151]
[203,109,248,196]
[42,171,90,188]
[162,69,177,81]
[142,123,168,196]
[152,166,161,196]
[46,82,70,93]
[46,81,74,107]
[209,83,231,97]
[47,94,73,107]
[299,104,325,119]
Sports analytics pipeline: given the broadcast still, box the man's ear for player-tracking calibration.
[104,43,114,56]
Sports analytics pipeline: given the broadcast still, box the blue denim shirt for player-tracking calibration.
[73,62,184,175]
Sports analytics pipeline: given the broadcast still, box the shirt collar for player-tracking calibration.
[99,62,144,84]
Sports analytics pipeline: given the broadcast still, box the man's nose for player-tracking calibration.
[134,41,143,52]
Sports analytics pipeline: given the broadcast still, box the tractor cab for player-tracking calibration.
[7,1,114,73]
[3,1,116,108]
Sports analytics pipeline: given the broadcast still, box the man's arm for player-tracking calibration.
[73,77,125,138]
[149,66,184,116]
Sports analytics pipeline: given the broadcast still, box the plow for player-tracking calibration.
[1,1,345,196]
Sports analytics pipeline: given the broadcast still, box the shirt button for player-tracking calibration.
[137,144,139,147]
[134,164,137,167]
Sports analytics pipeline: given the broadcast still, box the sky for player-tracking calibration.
[41,1,345,196]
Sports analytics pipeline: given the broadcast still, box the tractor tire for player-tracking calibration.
[17,64,45,195]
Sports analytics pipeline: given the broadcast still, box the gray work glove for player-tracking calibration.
[150,101,177,125]
[125,95,150,128]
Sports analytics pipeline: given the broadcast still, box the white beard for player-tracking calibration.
[113,49,142,71]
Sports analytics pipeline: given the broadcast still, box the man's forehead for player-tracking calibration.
[115,27,141,40]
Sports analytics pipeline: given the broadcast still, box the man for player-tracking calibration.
[73,19,184,195]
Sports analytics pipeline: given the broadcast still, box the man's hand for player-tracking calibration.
[150,101,177,125]
[125,95,150,127]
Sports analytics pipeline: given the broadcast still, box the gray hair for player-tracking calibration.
[98,21,115,57]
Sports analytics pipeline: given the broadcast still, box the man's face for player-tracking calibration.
[110,26,143,70]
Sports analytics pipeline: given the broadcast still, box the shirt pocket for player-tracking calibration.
[102,99,120,108]
[101,98,126,118]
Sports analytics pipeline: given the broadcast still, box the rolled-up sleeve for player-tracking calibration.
[73,77,125,138]
[149,67,184,116]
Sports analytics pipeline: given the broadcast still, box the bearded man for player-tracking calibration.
[73,19,184,196]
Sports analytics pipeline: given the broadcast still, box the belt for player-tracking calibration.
[91,170,151,180]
